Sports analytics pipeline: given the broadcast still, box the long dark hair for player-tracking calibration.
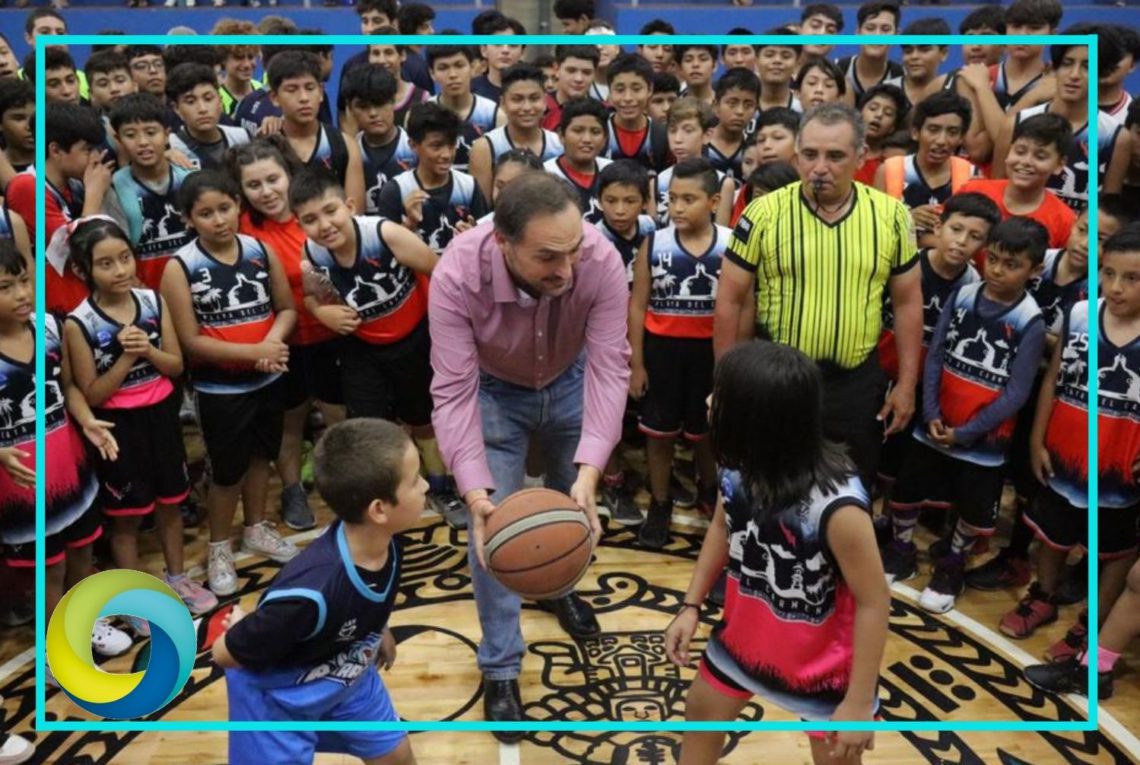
[68,218,134,290]
[710,340,853,517]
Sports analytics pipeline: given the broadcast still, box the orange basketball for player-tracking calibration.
[483,488,594,601]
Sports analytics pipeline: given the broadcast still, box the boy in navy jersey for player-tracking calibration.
[884,217,1047,615]
[344,65,419,216]
[268,51,366,213]
[375,102,488,255]
[545,97,612,225]
[426,43,505,174]
[213,418,420,765]
[631,158,732,549]
[166,63,251,171]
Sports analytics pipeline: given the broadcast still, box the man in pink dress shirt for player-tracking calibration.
[429,172,632,738]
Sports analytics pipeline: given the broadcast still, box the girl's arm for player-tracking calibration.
[825,503,889,759]
[628,236,651,398]
[64,318,137,408]
[60,324,118,462]
[383,220,439,274]
[145,295,185,378]
[664,495,731,667]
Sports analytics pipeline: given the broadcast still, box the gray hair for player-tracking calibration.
[797,102,866,151]
[494,173,581,243]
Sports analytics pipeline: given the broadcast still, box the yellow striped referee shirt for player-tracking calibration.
[725,180,918,370]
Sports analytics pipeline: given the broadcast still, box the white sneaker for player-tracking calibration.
[0,733,35,765]
[92,617,132,657]
[208,541,238,596]
[918,585,958,614]
[242,521,299,563]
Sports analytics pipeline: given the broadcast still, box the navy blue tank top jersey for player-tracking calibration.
[1015,103,1120,212]
[543,156,612,225]
[655,165,730,227]
[250,521,400,684]
[703,141,745,182]
[301,124,351,187]
[174,235,280,394]
[430,94,499,173]
[384,169,482,254]
[67,288,164,394]
[993,63,1046,111]
[358,128,418,215]
[1029,248,1090,336]
[483,125,564,164]
[645,224,732,340]
[594,214,657,289]
[604,116,670,173]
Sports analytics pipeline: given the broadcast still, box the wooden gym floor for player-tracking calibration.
[3,437,1139,764]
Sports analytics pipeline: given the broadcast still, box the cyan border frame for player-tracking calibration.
[34,32,1101,734]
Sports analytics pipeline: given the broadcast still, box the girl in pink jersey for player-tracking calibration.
[665,340,889,764]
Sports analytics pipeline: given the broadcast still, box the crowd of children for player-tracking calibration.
[0,0,1138,761]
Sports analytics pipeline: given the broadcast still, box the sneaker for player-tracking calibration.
[280,483,316,531]
[1054,558,1088,606]
[965,550,1031,591]
[208,541,238,596]
[1025,657,1113,699]
[429,487,469,530]
[918,555,966,614]
[696,483,717,519]
[123,614,150,638]
[1045,617,1088,663]
[0,732,35,764]
[882,541,918,584]
[601,482,643,526]
[242,521,299,563]
[670,474,696,509]
[92,617,132,657]
[638,499,672,549]
[166,573,219,616]
[999,583,1058,639]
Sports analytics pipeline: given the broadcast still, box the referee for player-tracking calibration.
[714,102,923,486]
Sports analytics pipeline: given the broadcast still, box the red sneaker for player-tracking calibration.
[999,583,1058,639]
[1045,619,1088,663]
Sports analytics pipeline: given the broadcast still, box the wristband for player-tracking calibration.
[679,601,702,614]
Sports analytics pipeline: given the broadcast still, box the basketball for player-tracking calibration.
[483,488,594,601]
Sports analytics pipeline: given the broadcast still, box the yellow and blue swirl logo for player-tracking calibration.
[46,570,196,719]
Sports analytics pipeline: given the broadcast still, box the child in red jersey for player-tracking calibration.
[666,340,888,764]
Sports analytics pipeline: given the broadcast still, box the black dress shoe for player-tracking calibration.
[483,678,525,743]
[537,592,600,639]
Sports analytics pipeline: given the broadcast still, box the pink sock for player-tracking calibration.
[1080,646,1121,672]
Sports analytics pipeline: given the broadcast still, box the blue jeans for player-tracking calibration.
[470,356,585,680]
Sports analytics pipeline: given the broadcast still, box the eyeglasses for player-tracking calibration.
[131,60,165,73]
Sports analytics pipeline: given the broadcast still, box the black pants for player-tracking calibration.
[819,352,889,491]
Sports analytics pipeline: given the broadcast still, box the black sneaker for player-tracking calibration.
[638,499,672,549]
[882,541,918,584]
[670,474,696,509]
[431,487,469,530]
[1025,657,1113,699]
[281,483,316,531]
[601,482,643,526]
[966,549,1031,591]
[919,554,966,614]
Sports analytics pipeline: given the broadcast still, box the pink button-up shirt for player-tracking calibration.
[429,220,632,498]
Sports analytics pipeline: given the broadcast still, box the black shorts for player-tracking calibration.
[1024,488,1140,559]
[197,378,286,487]
[283,339,345,409]
[819,352,889,490]
[889,440,1005,533]
[96,391,190,516]
[638,332,714,440]
[340,320,434,427]
[2,505,103,568]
